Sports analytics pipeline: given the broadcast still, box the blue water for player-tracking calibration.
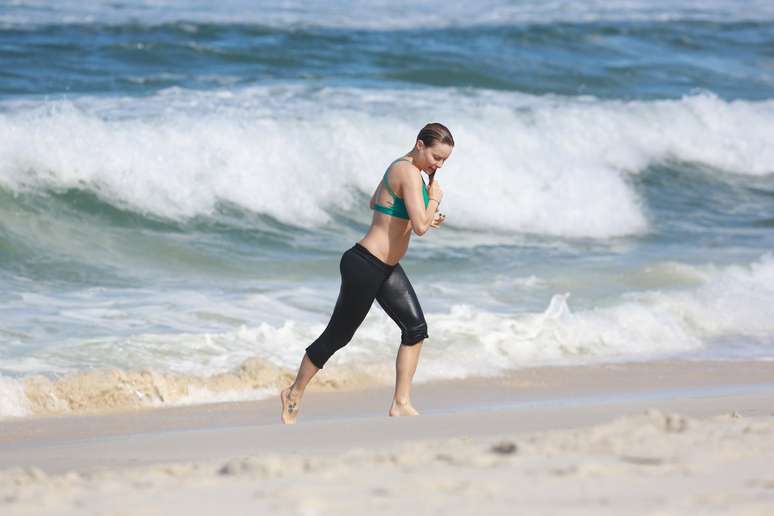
[1,0,773,416]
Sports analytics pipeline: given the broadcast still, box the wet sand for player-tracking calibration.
[1,360,773,515]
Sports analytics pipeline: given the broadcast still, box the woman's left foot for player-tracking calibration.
[389,399,419,417]
[280,386,302,424]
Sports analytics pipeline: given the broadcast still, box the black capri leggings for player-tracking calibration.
[305,243,428,369]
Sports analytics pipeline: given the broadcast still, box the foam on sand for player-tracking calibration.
[3,356,386,418]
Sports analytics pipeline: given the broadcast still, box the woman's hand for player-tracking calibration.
[430,212,446,228]
[428,178,443,205]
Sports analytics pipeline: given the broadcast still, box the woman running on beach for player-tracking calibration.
[280,123,454,424]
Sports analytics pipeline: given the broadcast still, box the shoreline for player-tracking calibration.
[1,359,773,515]
[8,356,774,419]
[1,359,773,474]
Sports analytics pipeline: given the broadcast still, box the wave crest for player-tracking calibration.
[2,89,773,239]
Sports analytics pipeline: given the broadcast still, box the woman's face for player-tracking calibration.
[416,141,453,174]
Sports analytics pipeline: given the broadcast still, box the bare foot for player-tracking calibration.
[280,385,303,424]
[389,399,419,417]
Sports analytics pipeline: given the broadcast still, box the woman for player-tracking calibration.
[280,122,454,424]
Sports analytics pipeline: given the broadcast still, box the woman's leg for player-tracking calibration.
[391,340,423,416]
[281,245,389,424]
[280,352,319,424]
[376,264,428,417]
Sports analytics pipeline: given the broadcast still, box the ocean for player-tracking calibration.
[1,0,773,417]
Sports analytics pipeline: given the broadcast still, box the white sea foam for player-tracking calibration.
[0,375,31,418]
[3,0,774,29]
[354,255,774,379]
[434,254,774,376]
[1,88,772,239]
[2,254,772,418]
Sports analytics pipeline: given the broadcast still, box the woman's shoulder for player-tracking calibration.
[387,157,418,177]
[386,159,423,197]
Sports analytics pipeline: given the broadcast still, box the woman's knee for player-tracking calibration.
[400,322,428,346]
[306,327,358,368]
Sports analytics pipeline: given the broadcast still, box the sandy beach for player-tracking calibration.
[1,360,773,515]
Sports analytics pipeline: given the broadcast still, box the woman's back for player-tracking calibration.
[360,158,423,265]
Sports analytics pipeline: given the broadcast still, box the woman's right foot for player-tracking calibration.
[280,386,302,424]
[388,399,419,417]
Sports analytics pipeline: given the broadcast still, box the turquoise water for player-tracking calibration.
[1,1,773,416]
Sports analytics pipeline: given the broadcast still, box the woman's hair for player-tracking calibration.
[417,122,454,147]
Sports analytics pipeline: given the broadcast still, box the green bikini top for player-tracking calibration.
[372,158,430,220]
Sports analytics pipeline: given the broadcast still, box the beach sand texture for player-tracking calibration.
[1,360,773,515]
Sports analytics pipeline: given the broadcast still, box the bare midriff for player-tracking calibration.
[358,211,413,266]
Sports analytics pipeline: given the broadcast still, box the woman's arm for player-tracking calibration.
[397,164,441,236]
[369,183,379,210]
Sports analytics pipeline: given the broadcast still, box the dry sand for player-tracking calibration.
[1,359,773,515]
